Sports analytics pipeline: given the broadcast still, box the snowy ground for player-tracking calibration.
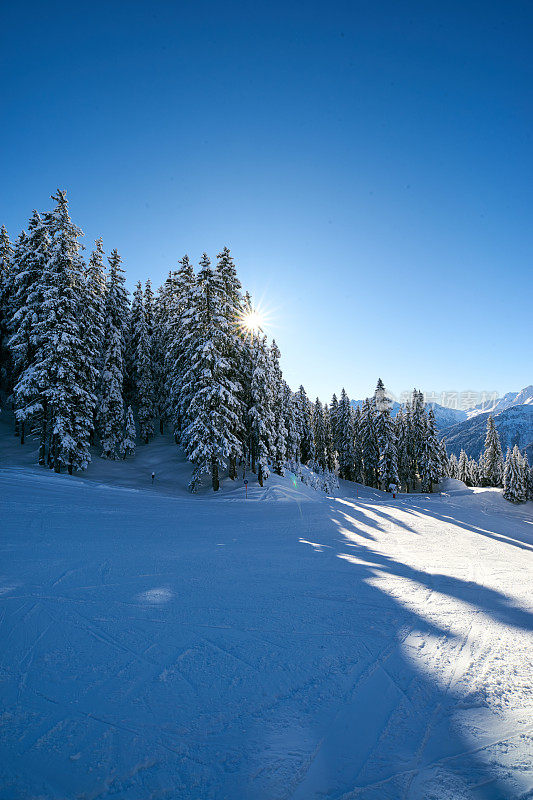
[1,431,533,799]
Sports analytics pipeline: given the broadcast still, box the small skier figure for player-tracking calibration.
[151,471,155,485]
[388,482,397,499]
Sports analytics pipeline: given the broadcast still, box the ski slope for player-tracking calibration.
[0,438,532,799]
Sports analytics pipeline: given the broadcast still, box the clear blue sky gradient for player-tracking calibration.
[2,0,532,402]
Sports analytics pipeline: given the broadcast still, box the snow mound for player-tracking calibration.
[439,477,471,495]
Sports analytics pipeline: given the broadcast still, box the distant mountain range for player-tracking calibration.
[350,398,467,430]
[351,385,533,460]
[443,404,533,461]
[442,385,533,460]
[465,385,533,418]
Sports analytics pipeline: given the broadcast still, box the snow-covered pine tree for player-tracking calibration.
[216,246,242,320]
[152,271,177,435]
[337,388,355,480]
[312,398,327,471]
[99,249,129,460]
[270,340,287,475]
[82,238,106,445]
[374,378,399,490]
[295,385,314,465]
[477,453,485,486]
[324,404,335,471]
[8,216,49,449]
[517,450,531,500]
[123,405,136,457]
[408,389,427,490]
[248,334,275,487]
[165,256,196,440]
[458,449,469,485]
[437,437,449,479]
[136,293,155,444]
[525,453,533,501]
[481,415,504,487]
[360,396,379,486]
[467,456,479,487]
[39,190,93,473]
[503,446,527,503]
[448,452,459,479]
[129,281,155,443]
[395,406,410,490]
[125,280,144,407]
[181,254,243,491]
[352,404,365,483]
[215,247,245,478]
[0,225,14,395]
[283,382,300,462]
[418,408,441,492]
[329,392,339,457]
[144,279,155,336]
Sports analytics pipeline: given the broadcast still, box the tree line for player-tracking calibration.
[448,415,533,503]
[0,190,448,493]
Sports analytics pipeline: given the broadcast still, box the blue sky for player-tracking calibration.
[2,0,532,403]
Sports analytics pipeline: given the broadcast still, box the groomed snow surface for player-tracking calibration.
[1,430,532,799]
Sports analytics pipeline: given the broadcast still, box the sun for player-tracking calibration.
[238,299,271,340]
[242,308,264,333]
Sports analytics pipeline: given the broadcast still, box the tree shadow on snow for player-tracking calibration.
[281,499,533,800]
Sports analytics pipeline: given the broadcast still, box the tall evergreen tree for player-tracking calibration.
[166,256,197,439]
[283,382,300,462]
[83,238,106,445]
[458,449,469,484]
[374,378,399,490]
[360,396,379,486]
[313,398,327,470]
[270,340,287,475]
[136,289,155,444]
[503,446,527,503]
[9,217,49,449]
[419,408,441,492]
[395,406,410,490]
[337,388,355,480]
[248,334,274,486]
[296,385,314,465]
[152,271,177,434]
[181,254,243,491]
[448,452,459,479]
[99,249,129,459]
[215,247,245,478]
[407,390,428,491]
[38,190,92,472]
[482,415,504,487]
[329,392,339,456]
[352,405,364,483]
[0,225,14,394]
[324,404,335,471]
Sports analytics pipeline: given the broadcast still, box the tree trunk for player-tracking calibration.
[229,455,236,480]
[212,460,220,492]
[39,414,47,466]
[53,435,60,473]
[159,419,164,435]
[20,420,25,445]
[258,465,264,487]
[47,420,54,467]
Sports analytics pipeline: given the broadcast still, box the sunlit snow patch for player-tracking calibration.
[137,587,174,604]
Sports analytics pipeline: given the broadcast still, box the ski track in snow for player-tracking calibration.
[0,452,532,800]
